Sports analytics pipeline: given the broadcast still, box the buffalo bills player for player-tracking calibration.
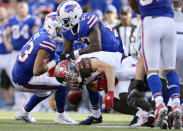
[56,0,124,124]
[128,0,182,129]
[4,1,40,80]
[0,7,15,108]
[12,12,77,124]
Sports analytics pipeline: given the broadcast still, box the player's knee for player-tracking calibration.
[128,79,147,92]
[35,91,51,97]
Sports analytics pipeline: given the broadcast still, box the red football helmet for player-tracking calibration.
[55,60,82,86]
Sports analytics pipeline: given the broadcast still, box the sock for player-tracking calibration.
[25,94,50,112]
[166,71,180,106]
[55,86,67,113]
[180,100,183,105]
[87,88,101,118]
[92,108,101,119]
[147,74,163,106]
[163,88,171,105]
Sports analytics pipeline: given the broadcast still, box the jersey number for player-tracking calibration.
[18,41,34,62]
[139,0,153,6]
[12,24,29,39]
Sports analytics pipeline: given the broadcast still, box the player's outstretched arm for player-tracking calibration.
[63,39,74,52]
[90,58,115,109]
[3,26,14,51]
[33,49,51,76]
[78,23,102,55]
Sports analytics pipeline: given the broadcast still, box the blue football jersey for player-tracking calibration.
[0,24,10,54]
[62,13,124,53]
[136,0,174,19]
[12,28,57,85]
[8,15,38,51]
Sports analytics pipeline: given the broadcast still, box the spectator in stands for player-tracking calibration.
[103,5,120,29]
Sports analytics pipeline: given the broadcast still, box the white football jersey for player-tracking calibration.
[76,51,137,84]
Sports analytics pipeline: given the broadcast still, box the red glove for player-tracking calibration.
[104,91,114,110]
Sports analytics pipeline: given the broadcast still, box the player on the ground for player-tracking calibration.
[12,12,77,124]
[128,0,182,129]
[55,51,152,125]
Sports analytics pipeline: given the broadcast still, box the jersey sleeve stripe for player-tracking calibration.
[40,43,54,51]
[87,15,95,25]
[42,41,56,48]
[89,17,98,29]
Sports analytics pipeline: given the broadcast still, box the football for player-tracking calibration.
[68,87,82,105]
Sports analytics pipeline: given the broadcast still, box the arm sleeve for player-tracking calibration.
[80,13,100,36]
[39,37,56,53]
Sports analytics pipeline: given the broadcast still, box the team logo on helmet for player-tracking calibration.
[64,4,78,13]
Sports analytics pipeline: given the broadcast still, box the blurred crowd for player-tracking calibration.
[0,0,182,113]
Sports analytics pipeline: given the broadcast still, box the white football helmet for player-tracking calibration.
[44,12,58,37]
[56,0,83,31]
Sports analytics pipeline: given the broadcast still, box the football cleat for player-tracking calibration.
[144,110,155,128]
[130,109,148,127]
[79,116,103,125]
[14,110,36,123]
[54,112,78,124]
[172,105,182,129]
[154,103,168,128]
[129,116,138,126]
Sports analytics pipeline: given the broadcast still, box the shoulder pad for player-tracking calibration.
[76,58,92,78]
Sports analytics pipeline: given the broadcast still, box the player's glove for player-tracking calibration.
[104,91,114,110]
[60,51,75,60]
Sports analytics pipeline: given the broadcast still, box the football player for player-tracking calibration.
[128,0,182,129]
[56,0,124,59]
[0,7,14,107]
[12,12,77,124]
[56,0,124,124]
[55,51,152,125]
[4,1,40,80]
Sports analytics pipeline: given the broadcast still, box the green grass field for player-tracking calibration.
[0,111,181,131]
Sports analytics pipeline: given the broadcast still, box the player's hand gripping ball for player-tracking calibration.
[68,87,82,105]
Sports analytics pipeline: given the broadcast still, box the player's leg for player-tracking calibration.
[54,85,78,124]
[79,88,102,125]
[161,18,182,129]
[14,74,77,124]
[14,91,51,123]
[142,17,167,128]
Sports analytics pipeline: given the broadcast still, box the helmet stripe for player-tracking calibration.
[57,1,66,16]
[65,4,78,12]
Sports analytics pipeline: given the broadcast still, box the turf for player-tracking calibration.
[0,111,181,131]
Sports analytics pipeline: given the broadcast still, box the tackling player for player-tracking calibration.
[56,0,124,124]
[128,0,182,129]
[12,12,77,124]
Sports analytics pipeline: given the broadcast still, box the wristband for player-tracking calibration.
[74,50,80,58]
[47,60,56,70]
